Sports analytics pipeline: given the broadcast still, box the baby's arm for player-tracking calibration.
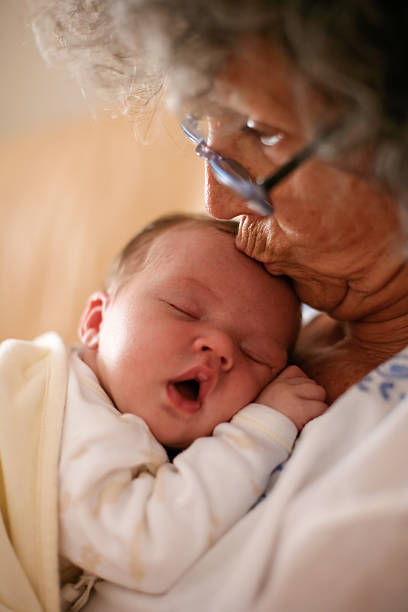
[256,364,328,430]
[59,399,297,594]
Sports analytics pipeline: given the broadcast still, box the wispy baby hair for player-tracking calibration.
[105,212,238,293]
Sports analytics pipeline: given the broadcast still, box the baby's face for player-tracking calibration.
[84,226,299,448]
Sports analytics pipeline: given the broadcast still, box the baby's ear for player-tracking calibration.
[78,291,110,349]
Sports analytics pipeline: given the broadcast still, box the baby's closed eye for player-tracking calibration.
[161,299,201,320]
[241,346,272,369]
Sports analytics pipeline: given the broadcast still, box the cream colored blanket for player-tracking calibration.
[0,333,67,612]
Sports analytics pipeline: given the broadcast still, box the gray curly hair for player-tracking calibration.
[31,0,408,194]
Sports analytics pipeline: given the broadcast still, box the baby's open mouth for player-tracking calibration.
[167,379,201,414]
[173,379,200,402]
[167,366,216,414]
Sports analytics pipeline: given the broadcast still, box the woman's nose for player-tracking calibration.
[205,117,269,220]
[193,329,235,372]
[205,164,253,219]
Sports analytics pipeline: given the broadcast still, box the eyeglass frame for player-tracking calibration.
[181,114,341,216]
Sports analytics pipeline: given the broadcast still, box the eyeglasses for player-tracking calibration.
[181,115,339,216]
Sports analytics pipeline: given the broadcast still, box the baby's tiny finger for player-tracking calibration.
[276,365,308,380]
[296,381,327,401]
[309,400,328,418]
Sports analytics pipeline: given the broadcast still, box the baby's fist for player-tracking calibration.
[256,365,327,430]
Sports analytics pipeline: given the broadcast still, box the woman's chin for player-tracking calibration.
[291,279,348,317]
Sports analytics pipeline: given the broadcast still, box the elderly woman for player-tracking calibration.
[28,1,408,611]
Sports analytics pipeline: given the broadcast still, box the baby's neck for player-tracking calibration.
[78,347,98,376]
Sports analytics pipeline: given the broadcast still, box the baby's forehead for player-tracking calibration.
[143,224,236,267]
[148,225,297,309]
[146,225,294,292]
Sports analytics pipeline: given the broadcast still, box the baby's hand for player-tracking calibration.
[256,365,327,430]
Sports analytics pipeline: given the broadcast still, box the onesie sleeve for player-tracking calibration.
[59,381,297,594]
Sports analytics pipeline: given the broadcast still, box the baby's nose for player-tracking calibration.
[193,329,235,371]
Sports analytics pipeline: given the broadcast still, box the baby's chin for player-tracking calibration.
[161,437,192,452]
[156,423,214,452]
[148,420,197,452]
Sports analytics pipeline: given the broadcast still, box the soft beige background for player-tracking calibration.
[0,2,204,343]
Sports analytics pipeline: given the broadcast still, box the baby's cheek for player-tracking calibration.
[235,366,267,406]
[255,366,279,402]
